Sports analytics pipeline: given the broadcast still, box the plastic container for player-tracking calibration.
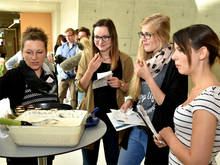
[8,110,88,147]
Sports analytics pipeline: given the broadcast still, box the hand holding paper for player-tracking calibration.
[137,105,165,144]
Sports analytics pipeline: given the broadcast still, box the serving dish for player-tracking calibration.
[8,110,88,147]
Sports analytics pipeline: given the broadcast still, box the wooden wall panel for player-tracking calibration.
[20,12,52,52]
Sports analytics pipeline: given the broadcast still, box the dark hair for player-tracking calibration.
[75,28,79,34]
[173,24,220,66]
[56,34,66,46]
[78,26,91,37]
[92,18,119,70]
[21,27,48,51]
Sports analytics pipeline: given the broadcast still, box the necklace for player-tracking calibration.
[102,55,110,60]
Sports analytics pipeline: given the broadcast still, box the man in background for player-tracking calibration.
[56,28,79,109]
[78,26,90,39]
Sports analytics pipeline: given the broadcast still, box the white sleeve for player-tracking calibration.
[55,46,62,55]
[5,51,22,70]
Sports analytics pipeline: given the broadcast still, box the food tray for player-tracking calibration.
[8,110,88,147]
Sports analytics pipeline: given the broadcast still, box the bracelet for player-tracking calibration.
[120,80,125,88]
[124,96,133,103]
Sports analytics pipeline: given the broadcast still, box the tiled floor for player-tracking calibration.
[0,140,143,165]
[0,142,219,165]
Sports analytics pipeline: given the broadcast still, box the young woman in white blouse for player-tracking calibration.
[154,24,220,165]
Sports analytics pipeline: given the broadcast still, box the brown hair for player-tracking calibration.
[64,28,76,35]
[173,24,220,66]
[21,27,48,52]
[78,27,91,38]
[56,34,66,46]
[92,18,119,70]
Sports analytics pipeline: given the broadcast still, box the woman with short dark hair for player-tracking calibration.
[0,27,58,165]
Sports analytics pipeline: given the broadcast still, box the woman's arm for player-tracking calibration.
[157,110,216,165]
[107,54,134,93]
[135,59,165,105]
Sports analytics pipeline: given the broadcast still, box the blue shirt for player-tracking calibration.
[56,41,79,79]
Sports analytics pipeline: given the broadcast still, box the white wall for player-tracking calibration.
[60,0,79,33]
[77,0,220,59]
[1,0,220,59]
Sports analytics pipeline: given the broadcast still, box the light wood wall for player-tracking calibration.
[20,12,52,52]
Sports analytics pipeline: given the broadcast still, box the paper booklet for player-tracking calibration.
[107,105,159,139]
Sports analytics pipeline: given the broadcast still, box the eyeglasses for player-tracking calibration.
[138,32,153,40]
[94,35,111,42]
[65,34,74,38]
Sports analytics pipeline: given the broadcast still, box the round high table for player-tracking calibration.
[0,120,107,165]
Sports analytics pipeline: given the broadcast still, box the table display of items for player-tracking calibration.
[8,110,88,147]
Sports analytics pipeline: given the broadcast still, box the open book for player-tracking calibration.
[107,105,159,139]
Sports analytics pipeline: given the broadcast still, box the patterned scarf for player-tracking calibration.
[18,60,58,95]
[146,43,173,78]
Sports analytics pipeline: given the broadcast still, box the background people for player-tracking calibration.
[0,27,58,165]
[60,26,91,107]
[118,13,188,165]
[77,26,91,40]
[154,24,220,165]
[5,50,22,70]
[56,28,79,109]
[54,34,66,54]
[76,18,134,165]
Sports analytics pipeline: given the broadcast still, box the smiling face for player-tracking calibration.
[22,40,47,73]
[93,26,112,53]
[141,24,160,53]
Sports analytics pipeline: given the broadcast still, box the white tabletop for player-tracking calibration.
[0,120,106,158]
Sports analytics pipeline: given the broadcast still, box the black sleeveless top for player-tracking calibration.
[92,60,122,115]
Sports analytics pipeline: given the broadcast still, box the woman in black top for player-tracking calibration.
[0,27,58,165]
[76,18,134,165]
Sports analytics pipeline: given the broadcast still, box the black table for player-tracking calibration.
[0,120,107,165]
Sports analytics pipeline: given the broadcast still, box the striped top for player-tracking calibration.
[169,86,220,165]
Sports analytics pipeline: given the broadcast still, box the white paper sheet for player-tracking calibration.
[107,113,135,131]
[110,109,145,126]
[97,71,113,80]
[136,105,159,139]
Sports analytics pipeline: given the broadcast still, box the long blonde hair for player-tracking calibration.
[129,13,170,101]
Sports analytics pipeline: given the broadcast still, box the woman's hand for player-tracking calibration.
[106,76,120,88]
[135,59,151,81]
[153,135,167,148]
[154,127,175,148]
[88,53,103,74]
[79,53,103,90]
[120,100,133,113]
